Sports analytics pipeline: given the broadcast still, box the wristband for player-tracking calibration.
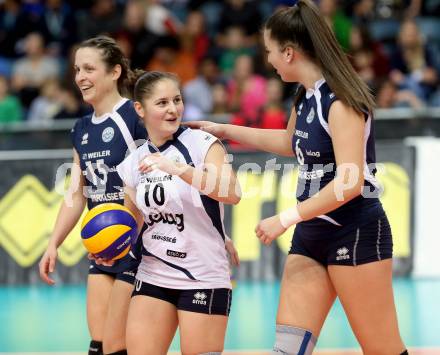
[279,205,303,228]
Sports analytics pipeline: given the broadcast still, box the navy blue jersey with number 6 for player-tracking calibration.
[292,79,383,233]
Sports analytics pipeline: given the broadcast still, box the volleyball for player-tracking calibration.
[80,203,138,260]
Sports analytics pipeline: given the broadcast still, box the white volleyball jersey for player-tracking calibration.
[117,127,231,289]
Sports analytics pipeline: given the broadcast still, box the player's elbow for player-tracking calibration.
[344,178,364,200]
[222,182,241,205]
[346,181,364,200]
[225,187,242,205]
[334,176,364,202]
[228,193,241,205]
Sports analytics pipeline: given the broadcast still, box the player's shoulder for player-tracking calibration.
[115,99,138,123]
[126,139,149,161]
[71,113,92,138]
[318,81,337,105]
[179,126,216,145]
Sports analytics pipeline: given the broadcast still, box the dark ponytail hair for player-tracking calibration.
[264,0,375,113]
[132,71,181,103]
[78,36,134,97]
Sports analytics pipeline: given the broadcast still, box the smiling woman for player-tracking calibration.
[38,36,148,355]
[115,71,241,354]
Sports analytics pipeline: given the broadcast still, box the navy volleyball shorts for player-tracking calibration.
[289,213,393,266]
[132,279,232,316]
[88,261,137,284]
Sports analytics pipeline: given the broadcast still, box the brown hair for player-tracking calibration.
[78,36,138,97]
[133,71,180,103]
[264,0,375,113]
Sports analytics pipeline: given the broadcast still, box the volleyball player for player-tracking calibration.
[117,71,241,354]
[39,36,147,355]
[186,1,408,354]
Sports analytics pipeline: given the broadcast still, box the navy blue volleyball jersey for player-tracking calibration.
[70,98,147,272]
[292,79,383,232]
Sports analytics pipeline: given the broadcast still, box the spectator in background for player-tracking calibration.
[11,32,60,109]
[405,0,440,18]
[319,0,352,51]
[144,0,183,36]
[227,54,267,149]
[0,0,22,60]
[390,20,438,103]
[229,77,286,149]
[217,0,262,46]
[76,0,122,41]
[349,25,390,86]
[114,0,159,69]
[146,35,196,85]
[53,84,91,119]
[376,79,424,109]
[227,54,267,120]
[27,79,62,122]
[183,56,221,115]
[41,0,77,57]
[0,74,23,123]
[345,0,375,26]
[259,77,287,129]
[180,10,210,64]
[217,26,254,76]
[211,82,229,115]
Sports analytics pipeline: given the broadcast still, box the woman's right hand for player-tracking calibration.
[183,121,227,140]
[39,246,58,285]
[87,253,115,267]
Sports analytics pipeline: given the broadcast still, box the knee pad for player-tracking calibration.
[89,340,103,355]
[105,351,127,355]
[271,325,317,355]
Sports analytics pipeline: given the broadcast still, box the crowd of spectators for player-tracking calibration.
[0,0,439,127]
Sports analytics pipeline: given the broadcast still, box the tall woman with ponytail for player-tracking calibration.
[187,1,407,354]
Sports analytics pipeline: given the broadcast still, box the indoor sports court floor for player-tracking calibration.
[1,278,439,354]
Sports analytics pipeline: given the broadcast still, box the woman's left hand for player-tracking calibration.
[255,215,287,246]
[139,153,185,175]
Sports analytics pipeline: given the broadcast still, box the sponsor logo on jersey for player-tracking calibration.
[204,134,212,141]
[88,191,125,202]
[140,174,172,184]
[298,168,324,180]
[192,292,207,305]
[146,212,185,232]
[84,150,111,159]
[329,93,335,99]
[166,249,187,258]
[102,127,114,143]
[336,247,350,261]
[81,133,88,145]
[306,107,315,124]
[295,129,309,139]
[151,233,176,243]
[306,149,320,158]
